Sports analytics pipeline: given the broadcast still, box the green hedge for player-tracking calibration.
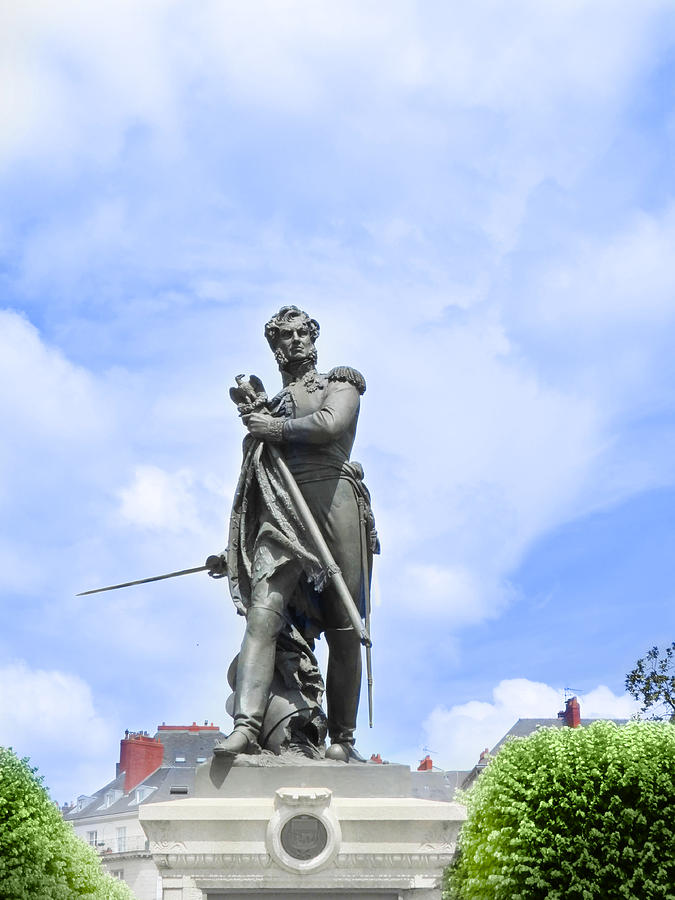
[445,721,675,900]
[0,747,134,900]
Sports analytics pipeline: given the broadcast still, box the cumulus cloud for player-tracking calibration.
[523,207,675,332]
[0,311,117,595]
[0,310,108,447]
[405,563,510,626]
[0,310,127,599]
[1,0,670,207]
[342,300,604,632]
[118,464,200,533]
[0,0,179,169]
[423,678,640,770]
[505,203,675,427]
[2,1,674,804]
[0,660,117,801]
[0,660,111,750]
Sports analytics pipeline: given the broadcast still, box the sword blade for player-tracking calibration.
[76,565,209,597]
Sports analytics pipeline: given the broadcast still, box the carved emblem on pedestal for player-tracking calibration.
[266,787,341,873]
[280,814,328,860]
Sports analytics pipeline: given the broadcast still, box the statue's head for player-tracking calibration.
[264,306,320,371]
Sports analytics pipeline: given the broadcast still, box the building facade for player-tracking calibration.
[64,723,225,900]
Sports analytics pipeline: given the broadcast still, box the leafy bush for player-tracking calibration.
[0,747,134,900]
[445,721,675,900]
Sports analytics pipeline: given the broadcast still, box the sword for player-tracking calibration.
[357,496,375,727]
[76,555,227,596]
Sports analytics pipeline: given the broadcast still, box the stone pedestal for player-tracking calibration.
[139,758,464,900]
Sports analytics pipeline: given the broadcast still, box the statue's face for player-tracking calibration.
[275,317,314,364]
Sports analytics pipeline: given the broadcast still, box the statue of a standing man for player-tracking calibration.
[213,306,379,762]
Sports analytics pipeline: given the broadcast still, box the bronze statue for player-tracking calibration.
[212,306,379,762]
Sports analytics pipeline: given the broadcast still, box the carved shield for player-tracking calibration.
[280,814,327,860]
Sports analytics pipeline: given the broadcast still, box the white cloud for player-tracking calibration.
[346,301,603,629]
[117,464,200,533]
[423,678,640,770]
[405,563,509,626]
[0,310,108,447]
[1,0,673,809]
[510,204,675,357]
[0,0,669,180]
[0,0,179,169]
[0,660,110,751]
[0,311,122,597]
[0,660,116,801]
[578,685,641,719]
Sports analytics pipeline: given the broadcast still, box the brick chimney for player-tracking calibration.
[417,754,433,771]
[558,696,581,728]
[118,731,164,793]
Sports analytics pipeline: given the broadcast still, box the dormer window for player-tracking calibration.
[99,789,123,810]
[129,784,156,805]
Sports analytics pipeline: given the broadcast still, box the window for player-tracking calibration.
[87,830,98,847]
[100,789,123,810]
[129,784,156,805]
[110,869,124,880]
[116,826,126,853]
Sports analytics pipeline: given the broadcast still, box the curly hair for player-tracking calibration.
[264,306,320,350]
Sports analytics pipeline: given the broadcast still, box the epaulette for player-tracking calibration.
[327,366,366,395]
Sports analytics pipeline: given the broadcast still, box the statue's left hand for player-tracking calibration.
[244,412,284,442]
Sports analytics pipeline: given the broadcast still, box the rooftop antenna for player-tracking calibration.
[563,686,584,700]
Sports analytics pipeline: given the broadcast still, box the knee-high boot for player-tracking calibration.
[233,607,283,741]
[215,608,282,755]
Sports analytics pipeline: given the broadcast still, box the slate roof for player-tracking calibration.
[156,728,225,767]
[63,728,226,822]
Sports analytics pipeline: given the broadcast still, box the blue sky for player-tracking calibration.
[2,1,675,804]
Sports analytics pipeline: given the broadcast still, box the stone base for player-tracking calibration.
[140,759,465,900]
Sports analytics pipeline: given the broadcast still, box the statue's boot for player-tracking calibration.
[324,626,364,762]
[214,606,282,757]
[325,742,366,762]
[213,730,252,757]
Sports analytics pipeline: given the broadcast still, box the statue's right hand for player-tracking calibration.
[205,552,228,578]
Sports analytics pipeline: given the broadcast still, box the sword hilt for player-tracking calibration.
[205,552,228,579]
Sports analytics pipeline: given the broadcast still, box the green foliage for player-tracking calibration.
[445,721,675,900]
[625,643,675,721]
[0,747,134,900]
